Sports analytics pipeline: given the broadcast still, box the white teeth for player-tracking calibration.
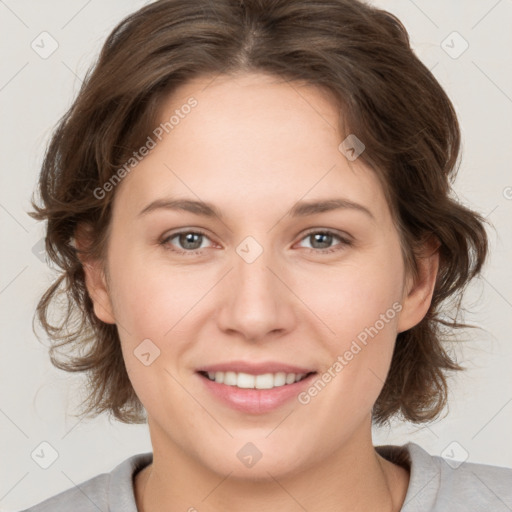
[204,371,309,389]
[286,373,296,385]
[237,373,255,388]
[224,371,237,386]
[255,373,274,389]
[273,372,286,386]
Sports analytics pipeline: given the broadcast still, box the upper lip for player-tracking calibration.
[196,360,316,375]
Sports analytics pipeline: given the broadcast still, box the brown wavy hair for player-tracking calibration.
[29,0,488,425]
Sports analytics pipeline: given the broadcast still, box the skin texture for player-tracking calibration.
[78,72,439,512]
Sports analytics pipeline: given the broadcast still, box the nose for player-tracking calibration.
[216,245,297,343]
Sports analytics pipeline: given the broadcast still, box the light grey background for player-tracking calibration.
[1,1,511,510]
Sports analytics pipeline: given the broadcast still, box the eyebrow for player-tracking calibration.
[137,197,374,220]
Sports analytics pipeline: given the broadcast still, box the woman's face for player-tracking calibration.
[85,72,432,478]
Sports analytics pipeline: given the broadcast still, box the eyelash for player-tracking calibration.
[159,228,352,256]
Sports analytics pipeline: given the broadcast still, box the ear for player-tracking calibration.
[397,236,440,333]
[74,223,116,325]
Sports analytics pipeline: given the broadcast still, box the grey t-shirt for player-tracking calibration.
[20,442,512,511]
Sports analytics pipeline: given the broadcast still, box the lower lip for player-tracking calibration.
[197,372,317,414]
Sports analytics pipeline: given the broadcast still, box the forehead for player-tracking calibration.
[111,72,388,224]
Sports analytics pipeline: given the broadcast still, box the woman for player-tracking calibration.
[23,0,511,511]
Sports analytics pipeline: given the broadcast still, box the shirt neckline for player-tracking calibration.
[108,443,438,512]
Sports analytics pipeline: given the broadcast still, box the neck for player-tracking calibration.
[135,420,409,512]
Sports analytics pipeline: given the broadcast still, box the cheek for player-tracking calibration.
[109,260,198,406]
[301,243,403,412]
[107,245,211,337]
[299,267,401,426]
[108,226,404,346]
[310,249,404,343]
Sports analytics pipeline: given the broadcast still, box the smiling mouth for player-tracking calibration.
[197,370,317,390]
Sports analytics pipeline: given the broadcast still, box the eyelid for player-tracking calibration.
[160,227,353,255]
[160,228,215,253]
[294,228,353,253]
[298,227,353,244]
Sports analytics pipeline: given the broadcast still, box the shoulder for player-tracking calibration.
[20,452,153,512]
[20,473,111,512]
[376,442,512,512]
[426,447,512,511]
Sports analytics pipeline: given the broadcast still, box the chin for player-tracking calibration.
[194,437,316,481]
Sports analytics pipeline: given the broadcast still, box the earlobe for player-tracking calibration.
[74,225,116,325]
[397,237,440,334]
[82,261,116,325]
